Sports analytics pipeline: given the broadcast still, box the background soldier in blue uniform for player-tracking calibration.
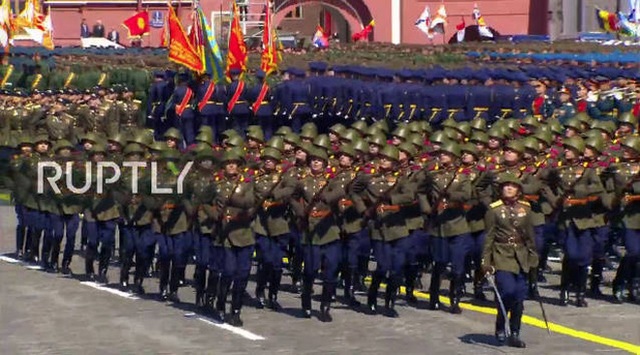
[196,73,227,144]
[226,68,250,136]
[249,70,274,140]
[171,73,196,147]
[147,70,170,139]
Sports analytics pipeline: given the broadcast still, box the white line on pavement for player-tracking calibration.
[80,281,140,300]
[198,317,266,341]
[0,255,21,263]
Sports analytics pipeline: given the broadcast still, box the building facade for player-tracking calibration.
[39,0,614,47]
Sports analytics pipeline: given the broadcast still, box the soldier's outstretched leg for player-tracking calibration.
[507,301,526,348]
[575,266,589,307]
[61,214,80,275]
[97,221,116,285]
[449,276,463,314]
[559,258,571,306]
[159,260,171,301]
[254,235,268,309]
[428,263,444,311]
[84,220,98,280]
[384,275,400,318]
[301,275,313,318]
[367,272,382,314]
[268,235,289,311]
[319,282,335,322]
[216,277,231,321]
[590,258,605,297]
[194,266,206,308]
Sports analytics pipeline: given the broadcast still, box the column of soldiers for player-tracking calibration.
[3,61,640,348]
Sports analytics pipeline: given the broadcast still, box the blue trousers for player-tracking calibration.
[591,226,610,260]
[15,205,26,254]
[623,228,640,258]
[134,225,156,277]
[222,245,255,310]
[342,230,368,269]
[50,213,80,263]
[85,220,117,273]
[194,232,212,268]
[431,234,471,278]
[256,234,289,271]
[564,225,594,267]
[303,241,341,283]
[157,232,189,267]
[495,270,528,305]
[372,237,411,278]
[468,230,486,269]
[178,114,196,146]
[406,229,429,265]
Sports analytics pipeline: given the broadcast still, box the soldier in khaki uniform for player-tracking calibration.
[84,144,120,283]
[214,150,256,327]
[427,141,472,314]
[551,137,605,307]
[188,148,219,308]
[611,136,640,303]
[7,136,34,259]
[49,140,82,274]
[290,147,343,322]
[333,144,368,307]
[481,174,538,348]
[253,147,295,311]
[357,146,414,317]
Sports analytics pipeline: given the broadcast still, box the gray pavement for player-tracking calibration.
[0,206,638,354]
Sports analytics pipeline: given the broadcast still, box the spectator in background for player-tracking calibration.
[92,20,105,38]
[80,19,90,38]
[108,28,120,44]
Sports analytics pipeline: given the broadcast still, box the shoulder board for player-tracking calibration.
[355,166,360,172]
[518,200,531,207]
[557,161,562,167]
[490,200,504,209]
[132,99,142,104]
[31,105,41,109]
[582,162,589,168]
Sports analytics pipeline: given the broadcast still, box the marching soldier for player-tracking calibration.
[196,73,227,144]
[249,70,275,140]
[253,147,295,311]
[427,141,472,314]
[226,68,251,135]
[481,173,538,348]
[290,147,343,322]
[551,137,605,307]
[214,150,256,326]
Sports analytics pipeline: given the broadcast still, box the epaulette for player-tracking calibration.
[556,161,562,167]
[355,166,360,172]
[239,174,251,183]
[582,162,589,168]
[490,200,504,209]
[518,200,530,207]
[519,165,527,171]
[132,99,141,104]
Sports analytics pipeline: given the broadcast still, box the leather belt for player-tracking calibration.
[262,200,284,209]
[376,204,401,214]
[436,200,462,211]
[564,196,598,207]
[223,212,250,222]
[495,234,525,246]
[338,199,354,208]
[309,209,332,218]
[524,194,540,202]
[163,203,176,210]
[623,194,640,204]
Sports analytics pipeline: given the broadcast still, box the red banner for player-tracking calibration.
[226,1,248,80]
[167,5,203,72]
[352,20,375,42]
[260,1,277,75]
[122,11,150,38]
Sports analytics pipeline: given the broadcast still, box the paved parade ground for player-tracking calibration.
[0,205,638,354]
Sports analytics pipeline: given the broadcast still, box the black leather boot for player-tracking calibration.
[255,265,268,309]
[206,272,219,310]
[366,273,382,315]
[428,264,442,311]
[49,243,60,273]
[268,270,283,311]
[229,309,243,327]
[384,277,399,318]
[168,266,181,303]
[301,277,313,318]
[575,267,588,308]
[346,269,361,307]
[319,283,334,322]
[507,301,526,348]
[120,256,131,290]
[15,225,25,258]
[528,268,540,300]
[590,258,605,297]
[559,260,570,306]
[495,303,507,344]
[159,261,170,300]
[60,259,71,275]
[216,278,231,321]
[405,264,419,304]
[449,276,462,314]
[474,267,487,301]
[194,267,206,308]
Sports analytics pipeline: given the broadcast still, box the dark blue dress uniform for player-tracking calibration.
[226,68,251,135]
[425,84,448,125]
[248,70,274,139]
[147,71,170,139]
[491,84,519,122]
[196,76,227,143]
[170,74,196,146]
[282,69,311,133]
[445,84,473,122]
[468,84,493,122]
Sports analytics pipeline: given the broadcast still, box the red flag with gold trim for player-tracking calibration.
[260,1,277,75]
[226,1,248,79]
[122,11,150,38]
[167,4,203,72]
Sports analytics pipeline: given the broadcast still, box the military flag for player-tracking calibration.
[351,19,374,42]
[618,11,640,36]
[596,8,619,32]
[472,3,493,38]
[189,4,224,82]
[312,25,329,48]
[0,0,12,48]
[167,3,203,72]
[260,0,278,75]
[415,5,434,39]
[15,0,45,30]
[456,17,466,42]
[122,11,150,38]
[430,4,447,34]
[226,0,247,79]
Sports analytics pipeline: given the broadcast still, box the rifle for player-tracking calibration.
[554,163,590,209]
[363,173,401,219]
[248,171,287,237]
[432,166,461,213]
